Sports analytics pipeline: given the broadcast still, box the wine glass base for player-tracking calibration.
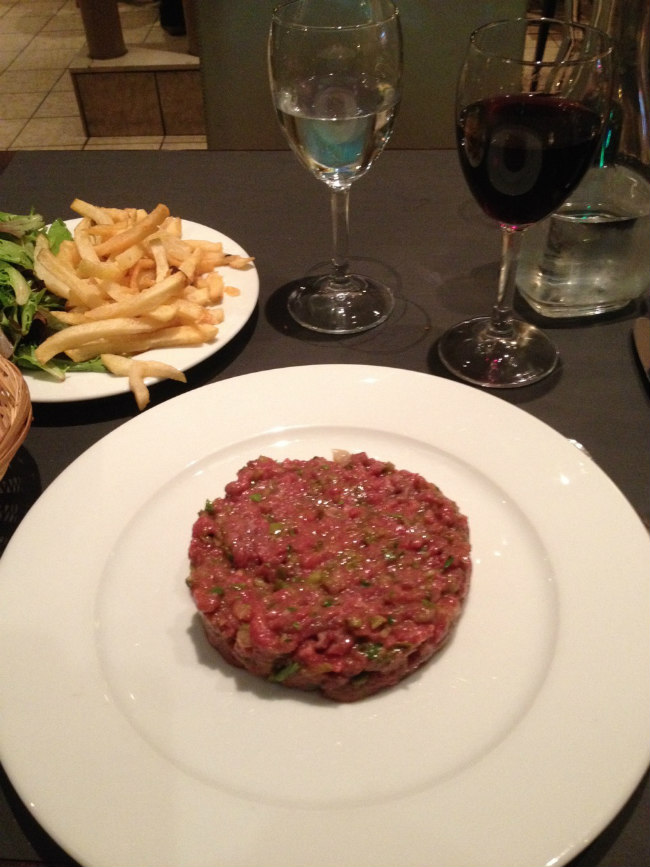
[288,274,394,335]
[438,316,559,388]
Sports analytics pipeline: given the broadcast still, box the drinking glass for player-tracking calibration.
[268,0,402,334]
[438,18,613,387]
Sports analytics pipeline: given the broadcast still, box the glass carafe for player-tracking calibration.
[517,0,650,318]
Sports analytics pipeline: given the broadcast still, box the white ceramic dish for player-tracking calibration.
[0,364,647,867]
[25,219,259,403]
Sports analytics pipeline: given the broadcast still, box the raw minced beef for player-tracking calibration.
[186,452,471,701]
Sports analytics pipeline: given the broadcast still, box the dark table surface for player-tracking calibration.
[0,149,648,867]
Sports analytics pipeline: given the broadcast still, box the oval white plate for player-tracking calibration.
[0,364,648,867]
[24,219,259,403]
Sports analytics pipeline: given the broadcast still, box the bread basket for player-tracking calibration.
[0,357,32,481]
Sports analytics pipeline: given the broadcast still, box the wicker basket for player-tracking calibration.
[0,357,32,481]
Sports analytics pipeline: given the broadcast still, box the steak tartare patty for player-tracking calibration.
[187,452,471,701]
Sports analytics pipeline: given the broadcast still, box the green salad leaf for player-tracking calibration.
[0,208,45,239]
[0,237,35,272]
[0,209,106,378]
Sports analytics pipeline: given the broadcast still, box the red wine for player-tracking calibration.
[457,94,602,227]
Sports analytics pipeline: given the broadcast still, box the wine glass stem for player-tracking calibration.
[330,187,351,284]
[491,226,523,335]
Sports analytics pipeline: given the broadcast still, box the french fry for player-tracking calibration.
[149,237,170,283]
[114,243,147,272]
[84,271,186,321]
[73,217,100,263]
[195,250,229,271]
[193,322,220,341]
[87,223,124,238]
[184,285,210,306]
[35,317,159,364]
[169,298,212,325]
[76,258,125,282]
[55,239,81,269]
[128,257,156,291]
[64,324,218,362]
[70,198,114,225]
[139,302,179,325]
[35,235,112,308]
[68,280,110,310]
[155,233,193,267]
[129,369,151,410]
[103,282,138,301]
[101,353,187,382]
[177,246,201,282]
[225,254,254,269]
[50,310,88,326]
[196,271,224,303]
[100,353,139,377]
[93,203,170,258]
[33,236,72,300]
[162,216,182,237]
[185,239,224,251]
[101,353,187,410]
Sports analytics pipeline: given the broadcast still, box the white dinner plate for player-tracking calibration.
[24,219,259,403]
[0,364,648,867]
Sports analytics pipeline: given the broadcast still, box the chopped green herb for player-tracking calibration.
[443,556,454,570]
[269,660,301,682]
[307,569,326,585]
[357,641,383,661]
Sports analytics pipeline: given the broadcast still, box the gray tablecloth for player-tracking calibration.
[0,149,648,867]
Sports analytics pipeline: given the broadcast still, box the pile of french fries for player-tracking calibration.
[33,199,253,409]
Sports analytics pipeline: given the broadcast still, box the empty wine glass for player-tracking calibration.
[438,18,613,387]
[268,0,403,334]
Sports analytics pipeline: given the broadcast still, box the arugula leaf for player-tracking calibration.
[46,218,71,254]
[0,210,104,383]
[0,261,31,305]
[0,237,35,272]
[1,210,75,377]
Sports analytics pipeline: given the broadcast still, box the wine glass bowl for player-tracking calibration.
[268,0,402,334]
[438,18,613,387]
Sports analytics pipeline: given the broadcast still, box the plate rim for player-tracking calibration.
[0,363,648,867]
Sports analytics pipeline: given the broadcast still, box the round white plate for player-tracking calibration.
[0,364,648,867]
[25,219,259,403]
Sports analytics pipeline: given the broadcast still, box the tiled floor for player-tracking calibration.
[0,0,207,151]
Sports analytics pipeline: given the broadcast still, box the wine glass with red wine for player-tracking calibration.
[438,18,613,387]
